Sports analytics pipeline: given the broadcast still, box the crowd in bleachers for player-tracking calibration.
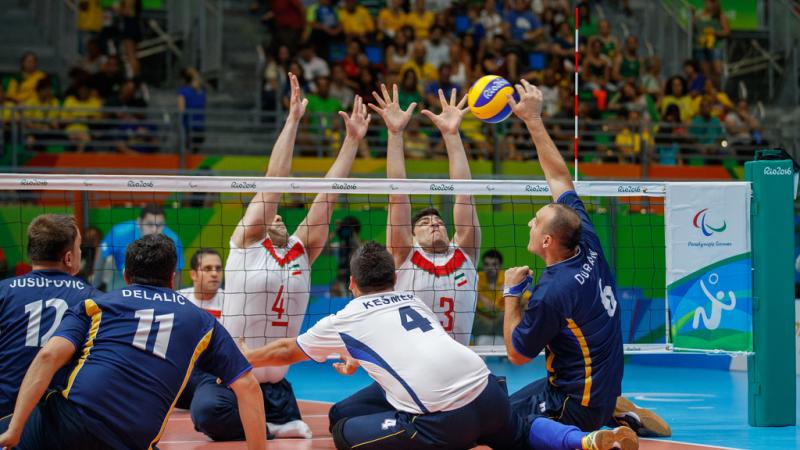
[258,0,765,164]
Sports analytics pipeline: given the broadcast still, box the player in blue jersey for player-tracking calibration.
[232,241,637,450]
[500,80,670,443]
[0,234,266,450]
[0,214,101,418]
[96,203,185,291]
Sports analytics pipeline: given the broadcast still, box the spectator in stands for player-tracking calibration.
[699,78,732,118]
[112,80,156,154]
[483,35,519,82]
[609,81,648,120]
[339,0,375,41]
[264,0,305,53]
[596,19,619,59]
[96,203,184,291]
[329,64,355,110]
[506,0,544,48]
[539,69,561,118]
[682,59,706,95]
[90,55,124,100]
[405,0,435,39]
[614,109,653,163]
[77,226,103,284]
[377,0,406,41]
[689,98,725,160]
[582,37,612,92]
[298,44,331,88]
[404,116,430,159]
[479,0,504,40]
[76,38,107,75]
[424,64,460,108]
[401,41,438,85]
[341,40,363,80]
[397,69,423,111]
[6,52,46,104]
[473,249,532,345]
[654,104,687,166]
[425,26,451,69]
[613,35,643,84]
[659,76,693,123]
[386,32,413,76]
[306,0,342,59]
[305,75,343,154]
[177,68,206,154]
[21,77,60,151]
[724,99,762,148]
[550,20,575,72]
[118,0,142,77]
[448,41,471,87]
[641,57,664,100]
[692,0,730,86]
[502,120,529,161]
[61,83,101,152]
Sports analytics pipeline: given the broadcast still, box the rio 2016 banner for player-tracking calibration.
[666,183,752,352]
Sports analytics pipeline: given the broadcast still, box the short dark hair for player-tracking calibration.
[139,203,165,219]
[544,204,582,251]
[482,249,503,264]
[350,241,396,293]
[412,207,443,230]
[125,234,177,287]
[27,214,78,263]
[190,248,221,271]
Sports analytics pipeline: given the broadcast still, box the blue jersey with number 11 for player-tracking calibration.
[0,270,100,417]
[54,284,251,450]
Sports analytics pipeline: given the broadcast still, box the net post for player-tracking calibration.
[745,157,796,427]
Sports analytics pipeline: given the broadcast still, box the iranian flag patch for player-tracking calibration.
[290,263,302,276]
[455,272,468,287]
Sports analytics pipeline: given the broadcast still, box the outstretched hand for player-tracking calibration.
[368,84,416,134]
[420,88,468,135]
[507,79,543,124]
[339,95,371,140]
[287,72,308,122]
[332,355,360,376]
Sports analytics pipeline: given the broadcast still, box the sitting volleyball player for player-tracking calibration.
[369,85,479,345]
[500,79,670,442]
[235,242,638,450]
[195,74,372,440]
[0,234,266,450]
[0,215,100,418]
[178,248,224,318]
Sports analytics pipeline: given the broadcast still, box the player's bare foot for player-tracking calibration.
[582,426,638,450]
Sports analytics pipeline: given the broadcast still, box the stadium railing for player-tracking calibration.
[0,105,793,175]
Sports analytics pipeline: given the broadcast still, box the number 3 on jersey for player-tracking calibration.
[399,306,433,333]
[439,297,454,332]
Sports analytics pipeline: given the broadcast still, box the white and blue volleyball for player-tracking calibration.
[467,75,519,123]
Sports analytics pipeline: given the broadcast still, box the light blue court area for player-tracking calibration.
[286,356,800,450]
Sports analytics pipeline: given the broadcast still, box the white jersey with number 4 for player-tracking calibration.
[395,243,478,345]
[223,235,310,383]
[297,290,489,414]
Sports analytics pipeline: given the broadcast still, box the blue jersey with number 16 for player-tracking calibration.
[0,270,100,417]
[54,284,251,450]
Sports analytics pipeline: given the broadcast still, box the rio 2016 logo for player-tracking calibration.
[693,208,727,237]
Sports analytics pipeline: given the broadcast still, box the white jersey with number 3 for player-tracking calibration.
[395,243,478,345]
[223,235,310,383]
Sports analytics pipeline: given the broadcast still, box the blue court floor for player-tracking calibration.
[286,356,800,450]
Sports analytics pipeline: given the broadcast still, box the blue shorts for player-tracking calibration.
[329,374,528,450]
[0,391,111,450]
[693,48,722,62]
[509,377,615,432]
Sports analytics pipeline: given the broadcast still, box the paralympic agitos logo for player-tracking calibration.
[693,208,727,236]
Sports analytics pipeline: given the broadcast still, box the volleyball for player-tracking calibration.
[467,75,519,123]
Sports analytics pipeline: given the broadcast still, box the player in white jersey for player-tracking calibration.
[196,74,372,442]
[368,85,480,345]
[178,248,224,318]
[234,241,638,450]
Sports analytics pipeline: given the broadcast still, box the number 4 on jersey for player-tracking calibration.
[399,306,433,333]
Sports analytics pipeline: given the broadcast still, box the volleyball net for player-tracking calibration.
[0,173,755,355]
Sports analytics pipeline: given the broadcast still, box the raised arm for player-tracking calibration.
[229,372,267,450]
[295,96,371,264]
[421,89,479,262]
[230,73,308,249]
[369,84,416,267]
[508,80,574,201]
[0,337,76,448]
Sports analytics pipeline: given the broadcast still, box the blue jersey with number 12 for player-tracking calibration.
[54,284,251,450]
[0,270,100,417]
